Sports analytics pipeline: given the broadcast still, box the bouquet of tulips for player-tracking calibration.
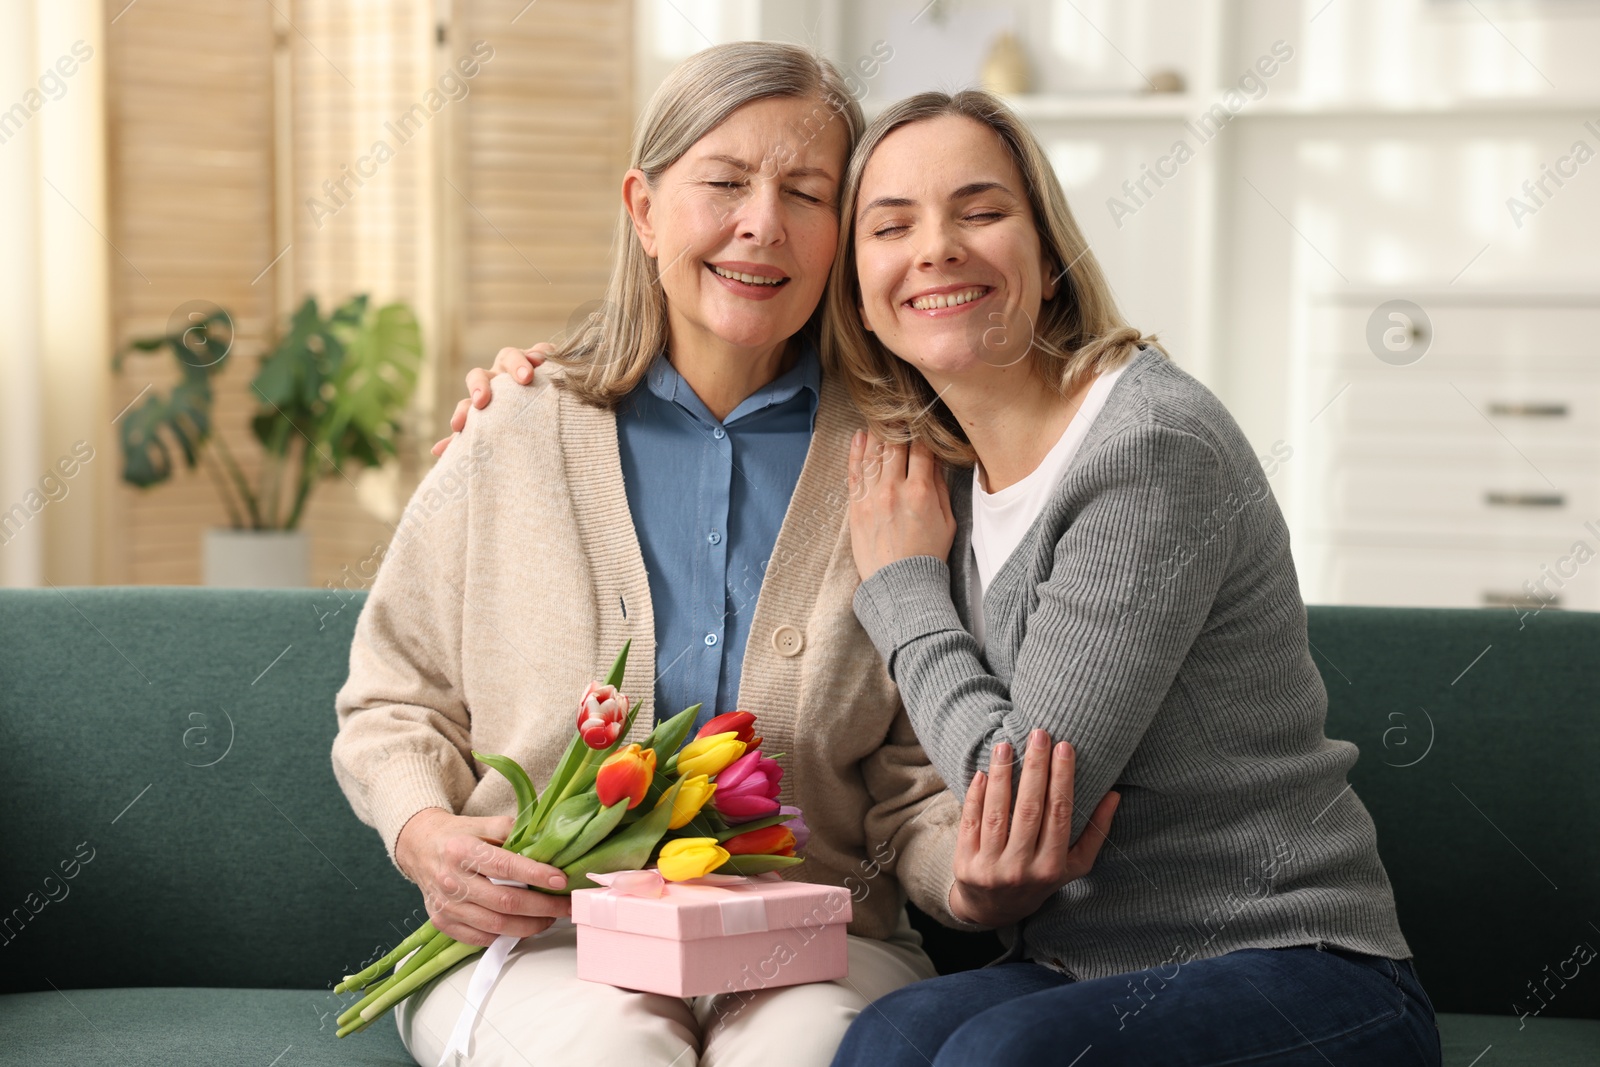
[331,642,806,1037]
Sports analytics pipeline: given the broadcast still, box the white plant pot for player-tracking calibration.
[203,528,311,588]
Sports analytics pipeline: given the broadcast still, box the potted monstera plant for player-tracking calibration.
[115,294,422,587]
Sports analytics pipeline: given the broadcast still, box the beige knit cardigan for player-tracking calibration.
[331,365,972,939]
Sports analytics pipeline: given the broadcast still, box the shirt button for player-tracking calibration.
[707,531,722,545]
[771,626,804,657]
[712,427,726,440]
[704,633,719,647]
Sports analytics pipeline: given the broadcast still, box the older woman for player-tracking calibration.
[825,91,1442,1065]
[337,47,1113,1067]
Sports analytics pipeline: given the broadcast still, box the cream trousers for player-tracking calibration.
[394,908,937,1067]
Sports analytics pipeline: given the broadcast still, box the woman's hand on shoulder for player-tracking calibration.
[431,343,556,457]
[394,807,571,946]
[847,431,956,581]
[948,730,1121,929]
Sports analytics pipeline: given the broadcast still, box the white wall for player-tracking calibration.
[633,0,1600,606]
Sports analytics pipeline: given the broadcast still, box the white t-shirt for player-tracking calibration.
[969,363,1127,647]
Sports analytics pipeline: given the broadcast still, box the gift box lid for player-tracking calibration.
[572,875,853,941]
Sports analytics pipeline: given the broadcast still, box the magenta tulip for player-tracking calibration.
[712,749,783,823]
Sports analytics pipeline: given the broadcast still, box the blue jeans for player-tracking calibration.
[832,943,1442,1066]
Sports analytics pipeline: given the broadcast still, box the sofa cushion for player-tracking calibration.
[1311,607,1599,1021]
[1438,1012,1600,1067]
[0,588,418,993]
[2,589,1595,1051]
[0,987,412,1066]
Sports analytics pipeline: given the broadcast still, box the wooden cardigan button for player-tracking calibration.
[771,625,804,657]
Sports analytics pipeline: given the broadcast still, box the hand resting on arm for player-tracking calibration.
[431,343,555,456]
[950,729,1120,928]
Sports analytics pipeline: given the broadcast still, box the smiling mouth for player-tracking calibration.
[907,286,991,311]
[707,263,790,287]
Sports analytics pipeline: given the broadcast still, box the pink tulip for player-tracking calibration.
[576,682,629,750]
[712,749,783,823]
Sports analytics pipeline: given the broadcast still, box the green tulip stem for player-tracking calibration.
[359,940,482,1024]
[545,746,598,816]
[336,930,452,1028]
[334,920,438,994]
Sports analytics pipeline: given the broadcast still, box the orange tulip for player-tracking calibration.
[721,824,796,857]
[595,743,656,809]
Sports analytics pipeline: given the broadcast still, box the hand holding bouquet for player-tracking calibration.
[332,642,806,1037]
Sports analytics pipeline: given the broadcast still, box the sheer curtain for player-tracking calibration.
[0,0,109,588]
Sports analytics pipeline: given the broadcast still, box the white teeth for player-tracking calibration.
[910,287,987,310]
[711,264,785,286]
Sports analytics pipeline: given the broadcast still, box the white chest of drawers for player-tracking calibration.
[1298,292,1600,611]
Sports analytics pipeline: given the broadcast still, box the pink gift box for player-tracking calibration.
[571,874,853,998]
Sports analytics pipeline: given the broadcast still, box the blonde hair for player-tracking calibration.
[550,42,864,407]
[823,89,1162,466]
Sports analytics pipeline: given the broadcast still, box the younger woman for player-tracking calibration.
[827,91,1442,1065]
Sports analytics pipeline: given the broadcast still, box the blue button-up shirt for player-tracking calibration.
[616,341,820,733]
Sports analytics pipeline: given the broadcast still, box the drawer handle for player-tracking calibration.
[1483,591,1561,609]
[1487,402,1568,418]
[1485,491,1565,508]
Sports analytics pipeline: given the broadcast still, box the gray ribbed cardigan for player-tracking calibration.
[854,346,1413,980]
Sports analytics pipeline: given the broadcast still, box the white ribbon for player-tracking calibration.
[436,878,571,1067]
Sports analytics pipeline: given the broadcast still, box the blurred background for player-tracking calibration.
[2,0,1597,613]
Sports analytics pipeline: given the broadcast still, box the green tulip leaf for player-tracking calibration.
[603,640,630,689]
[712,813,792,842]
[640,703,699,761]
[712,854,805,876]
[556,779,682,892]
[549,797,628,868]
[472,750,540,852]
[523,792,601,864]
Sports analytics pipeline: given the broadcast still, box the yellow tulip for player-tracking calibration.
[655,773,716,830]
[676,732,747,778]
[657,837,730,882]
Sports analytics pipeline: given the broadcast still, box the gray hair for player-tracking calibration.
[551,42,865,406]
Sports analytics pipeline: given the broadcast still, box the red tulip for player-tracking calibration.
[577,682,629,750]
[711,749,782,823]
[595,744,655,809]
[722,824,796,857]
[696,710,761,750]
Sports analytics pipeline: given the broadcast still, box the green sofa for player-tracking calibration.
[1,589,1595,1065]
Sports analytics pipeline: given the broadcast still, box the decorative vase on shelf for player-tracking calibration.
[980,31,1031,96]
[203,528,311,588]
[1146,69,1186,94]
